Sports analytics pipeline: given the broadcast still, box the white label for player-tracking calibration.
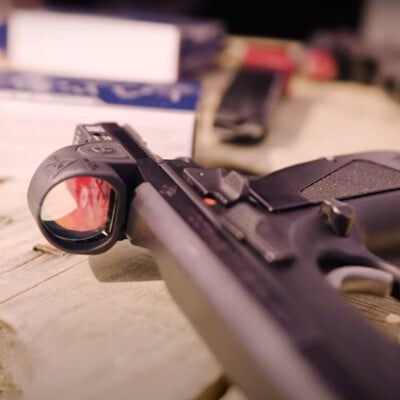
[7,11,181,83]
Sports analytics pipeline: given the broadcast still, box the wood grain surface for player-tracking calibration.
[2,67,400,400]
[0,180,224,400]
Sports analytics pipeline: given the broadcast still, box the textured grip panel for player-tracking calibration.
[301,160,400,202]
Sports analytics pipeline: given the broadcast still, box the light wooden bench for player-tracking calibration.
[2,75,400,399]
[0,179,247,399]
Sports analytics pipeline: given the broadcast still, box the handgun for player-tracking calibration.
[28,122,400,400]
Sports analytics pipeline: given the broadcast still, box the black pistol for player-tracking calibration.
[28,122,400,400]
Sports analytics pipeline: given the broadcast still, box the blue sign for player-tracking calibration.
[0,70,200,110]
[0,21,6,52]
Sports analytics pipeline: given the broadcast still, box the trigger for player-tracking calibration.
[326,266,394,297]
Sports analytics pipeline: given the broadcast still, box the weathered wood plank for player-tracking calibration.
[0,180,223,400]
[3,69,400,400]
[221,387,247,400]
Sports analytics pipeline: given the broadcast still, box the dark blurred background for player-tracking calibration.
[15,0,365,39]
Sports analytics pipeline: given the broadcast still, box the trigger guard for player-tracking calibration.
[326,266,394,297]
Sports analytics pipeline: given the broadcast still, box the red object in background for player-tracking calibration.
[243,46,297,93]
[303,48,338,81]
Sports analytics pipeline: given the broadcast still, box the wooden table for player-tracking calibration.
[0,179,249,399]
[2,74,400,400]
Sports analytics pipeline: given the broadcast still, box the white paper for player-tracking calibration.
[0,93,195,178]
[7,10,181,83]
